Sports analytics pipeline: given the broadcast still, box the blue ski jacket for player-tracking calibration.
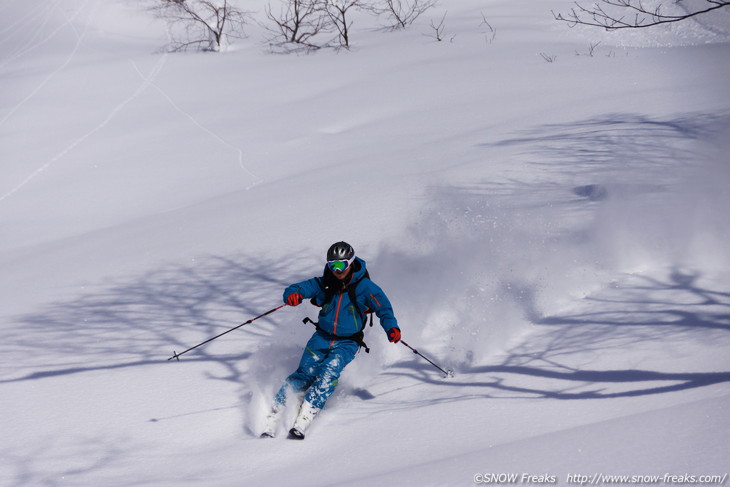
[283,257,398,338]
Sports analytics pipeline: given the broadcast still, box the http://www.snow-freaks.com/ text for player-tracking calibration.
[473,472,728,485]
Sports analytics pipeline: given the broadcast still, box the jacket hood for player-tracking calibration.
[350,257,367,282]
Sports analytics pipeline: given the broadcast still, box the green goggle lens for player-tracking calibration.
[328,259,351,272]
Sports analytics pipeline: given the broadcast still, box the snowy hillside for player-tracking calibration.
[1,0,729,486]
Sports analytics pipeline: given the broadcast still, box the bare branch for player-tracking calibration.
[575,41,602,56]
[374,0,438,30]
[264,0,331,51]
[480,11,496,44]
[540,52,557,63]
[325,0,365,49]
[553,0,730,30]
[152,0,250,52]
[425,11,449,42]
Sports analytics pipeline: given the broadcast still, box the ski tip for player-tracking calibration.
[260,432,275,439]
[288,428,305,440]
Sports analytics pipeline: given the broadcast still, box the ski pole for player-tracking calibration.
[400,340,455,378]
[168,304,286,361]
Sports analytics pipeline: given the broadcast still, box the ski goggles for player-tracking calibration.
[328,256,354,272]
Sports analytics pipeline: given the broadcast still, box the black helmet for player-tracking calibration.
[327,241,355,261]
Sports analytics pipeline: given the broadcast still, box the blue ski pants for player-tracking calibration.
[275,331,359,410]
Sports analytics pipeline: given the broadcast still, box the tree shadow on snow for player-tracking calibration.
[470,110,730,212]
[386,110,730,403]
[0,252,312,482]
[388,268,730,401]
[0,253,305,385]
[483,111,729,174]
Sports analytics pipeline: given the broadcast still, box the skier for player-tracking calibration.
[262,241,401,439]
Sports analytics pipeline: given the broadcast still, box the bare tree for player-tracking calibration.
[374,0,438,30]
[265,0,331,50]
[153,0,250,51]
[553,0,730,30]
[425,11,450,42]
[480,11,496,44]
[540,52,558,63]
[575,41,602,56]
[325,0,365,49]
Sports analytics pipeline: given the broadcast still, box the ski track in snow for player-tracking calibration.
[0,0,92,120]
[0,2,57,67]
[0,3,175,205]
[0,53,168,204]
[130,36,263,190]
[0,6,262,203]
[0,0,71,70]
[0,0,96,203]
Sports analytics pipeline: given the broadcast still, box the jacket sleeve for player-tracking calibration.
[363,280,398,332]
[283,277,324,304]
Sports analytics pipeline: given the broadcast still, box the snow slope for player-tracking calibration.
[1,1,729,486]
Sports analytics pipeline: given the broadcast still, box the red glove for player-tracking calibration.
[286,293,303,306]
[387,328,401,343]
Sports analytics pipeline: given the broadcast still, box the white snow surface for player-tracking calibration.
[1,1,729,486]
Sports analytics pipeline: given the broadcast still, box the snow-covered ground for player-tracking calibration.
[1,1,729,485]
